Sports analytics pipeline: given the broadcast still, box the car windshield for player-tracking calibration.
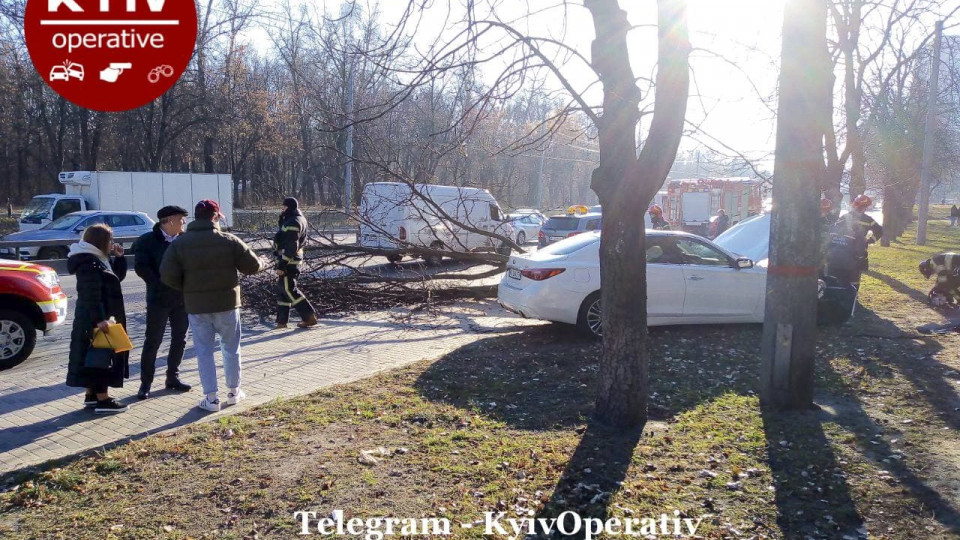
[42,213,87,231]
[713,213,769,261]
[21,197,54,219]
[539,233,599,255]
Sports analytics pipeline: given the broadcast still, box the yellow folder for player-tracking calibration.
[91,322,134,353]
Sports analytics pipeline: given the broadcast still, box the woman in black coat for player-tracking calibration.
[66,223,129,413]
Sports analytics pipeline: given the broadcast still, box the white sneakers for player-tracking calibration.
[198,388,245,412]
[226,388,246,405]
[198,396,221,412]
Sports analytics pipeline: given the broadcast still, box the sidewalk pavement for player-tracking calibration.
[0,300,539,477]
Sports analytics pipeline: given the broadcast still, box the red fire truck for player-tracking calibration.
[662,177,764,235]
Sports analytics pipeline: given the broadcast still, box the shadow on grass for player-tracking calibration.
[414,309,960,536]
[864,269,930,305]
[761,406,865,537]
[414,322,769,536]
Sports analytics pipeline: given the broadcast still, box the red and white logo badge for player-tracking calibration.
[25,0,198,112]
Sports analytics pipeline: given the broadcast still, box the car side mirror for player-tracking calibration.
[736,257,753,269]
[74,226,85,233]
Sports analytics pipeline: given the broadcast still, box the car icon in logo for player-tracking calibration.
[49,65,69,81]
[49,62,84,82]
[67,63,84,80]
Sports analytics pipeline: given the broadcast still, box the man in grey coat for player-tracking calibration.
[160,200,264,412]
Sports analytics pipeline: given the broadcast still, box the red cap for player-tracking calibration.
[195,199,220,214]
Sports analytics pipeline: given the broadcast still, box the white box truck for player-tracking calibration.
[18,171,234,232]
[358,182,513,265]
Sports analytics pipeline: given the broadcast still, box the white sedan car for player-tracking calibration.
[498,230,764,337]
[506,213,544,245]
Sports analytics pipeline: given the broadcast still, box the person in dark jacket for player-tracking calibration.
[133,205,192,399]
[713,209,730,237]
[951,205,959,227]
[274,197,318,329]
[66,223,129,414]
[160,199,264,413]
[832,194,883,277]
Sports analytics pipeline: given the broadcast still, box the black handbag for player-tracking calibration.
[84,330,115,370]
[84,347,114,369]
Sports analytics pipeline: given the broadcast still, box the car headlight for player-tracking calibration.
[35,270,60,289]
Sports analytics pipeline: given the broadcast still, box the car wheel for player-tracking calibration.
[577,291,602,339]
[426,242,444,267]
[517,231,526,245]
[386,254,403,264]
[0,310,36,370]
[38,247,68,260]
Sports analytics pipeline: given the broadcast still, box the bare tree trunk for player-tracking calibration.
[760,0,830,410]
[588,0,690,428]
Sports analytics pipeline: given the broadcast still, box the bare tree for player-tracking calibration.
[586,0,690,427]
[821,0,958,205]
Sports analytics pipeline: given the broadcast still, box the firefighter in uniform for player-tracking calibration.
[648,204,670,230]
[832,194,882,276]
[919,253,960,306]
[274,197,318,329]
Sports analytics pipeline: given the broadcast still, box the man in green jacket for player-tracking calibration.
[160,200,264,412]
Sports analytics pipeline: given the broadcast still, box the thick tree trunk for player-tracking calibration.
[760,0,830,410]
[587,0,689,428]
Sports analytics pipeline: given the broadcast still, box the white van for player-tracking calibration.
[358,182,513,265]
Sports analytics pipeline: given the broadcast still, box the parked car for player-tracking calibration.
[506,213,543,245]
[499,220,857,337]
[0,211,155,260]
[500,230,764,337]
[538,212,602,248]
[0,260,68,369]
[537,210,653,248]
[511,208,547,222]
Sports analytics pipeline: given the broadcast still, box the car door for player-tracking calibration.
[673,237,763,319]
[644,237,686,318]
[521,215,541,238]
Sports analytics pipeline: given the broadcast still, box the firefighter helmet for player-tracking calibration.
[820,198,833,212]
[919,259,934,279]
[852,194,872,211]
[648,204,663,216]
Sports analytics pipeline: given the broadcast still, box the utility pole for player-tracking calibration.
[760,0,829,410]
[344,65,355,212]
[917,20,943,246]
